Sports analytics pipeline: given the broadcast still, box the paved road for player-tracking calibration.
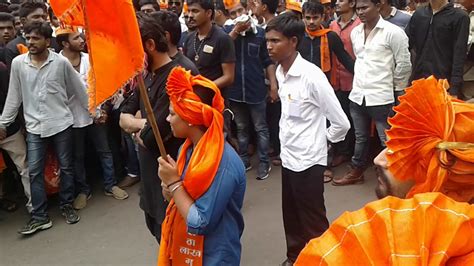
[0,160,377,265]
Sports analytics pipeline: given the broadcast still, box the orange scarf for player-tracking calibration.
[16,44,28,54]
[305,26,338,86]
[158,67,225,266]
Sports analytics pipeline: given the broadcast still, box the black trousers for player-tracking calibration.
[145,212,162,244]
[282,164,329,262]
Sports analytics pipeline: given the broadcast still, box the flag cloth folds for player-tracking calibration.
[50,0,145,112]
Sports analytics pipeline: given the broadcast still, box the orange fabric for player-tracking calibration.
[55,24,79,36]
[386,76,474,202]
[50,0,145,113]
[16,44,28,54]
[183,2,188,14]
[223,0,240,10]
[305,27,332,73]
[286,0,302,13]
[158,66,225,266]
[295,193,474,265]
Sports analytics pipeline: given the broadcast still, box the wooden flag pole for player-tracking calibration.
[136,74,168,157]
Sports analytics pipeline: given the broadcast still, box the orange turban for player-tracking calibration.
[386,76,474,202]
[55,24,79,36]
[286,0,302,13]
[295,193,474,265]
[158,67,225,266]
[224,0,240,10]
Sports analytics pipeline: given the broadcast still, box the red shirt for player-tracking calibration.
[329,15,361,91]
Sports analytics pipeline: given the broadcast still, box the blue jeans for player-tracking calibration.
[73,124,116,195]
[350,101,392,168]
[229,101,270,165]
[27,127,75,221]
[123,132,140,177]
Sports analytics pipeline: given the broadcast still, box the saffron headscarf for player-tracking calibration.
[295,193,474,265]
[386,76,474,202]
[158,66,225,266]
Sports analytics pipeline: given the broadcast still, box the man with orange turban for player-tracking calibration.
[295,77,474,265]
[157,66,246,265]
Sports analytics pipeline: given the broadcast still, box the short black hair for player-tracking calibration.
[356,0,381,5]
[262,0,278,14]
[150,11,181,46]
[19,0,46,18]
[10,0,21,4]
[8,4,20,13]
[0,12,14,24]
[23,21,52,39]
[56,33,69,49]
[266,11,304,46]
[214,0,228,14]
[11,10,19,17]
[187,0,214,19]
[302,1,324,15]
[139,0,160,10]
[137,12,168,53]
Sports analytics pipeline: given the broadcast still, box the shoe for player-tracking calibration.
[331,155,350,167]
[117,175,140,189]
[256,163,271,180]
[73,193,91,210]
[244,162,252,172]
[332,165,365,186]
[60,205,80,224]
[18,218,53,235]
[104,186,129,200]
[272,156,282,166]
[281,259,294,266]
[323,169,333,183]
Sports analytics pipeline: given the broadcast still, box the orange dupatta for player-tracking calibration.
[158,67,225,266]
[305,26,338,85]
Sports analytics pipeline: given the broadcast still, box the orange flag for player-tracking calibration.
[49,0,145,112]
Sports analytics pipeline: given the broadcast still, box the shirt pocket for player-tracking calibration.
[247,43,260,58]
[45,79,61,94]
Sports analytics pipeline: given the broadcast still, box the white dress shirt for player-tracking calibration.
[350,16,411,106]
[276,54,350,172]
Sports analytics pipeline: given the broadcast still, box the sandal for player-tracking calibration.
[324,169,333,183]
[0,199,18,212]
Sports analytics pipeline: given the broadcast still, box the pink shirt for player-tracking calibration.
[329,15,361,91]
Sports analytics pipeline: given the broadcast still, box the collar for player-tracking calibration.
[281,53,303,78]
[429,2,454,14]
[23,50,55,68]
[336,13,358,29]
[389,7,397,17]
[197,23,216,40]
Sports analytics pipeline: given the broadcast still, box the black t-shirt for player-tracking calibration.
[183,24,235,83]
[171,51,199,75]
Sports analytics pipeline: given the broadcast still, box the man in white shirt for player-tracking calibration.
[332,0,411,186]
[265,12,350,265]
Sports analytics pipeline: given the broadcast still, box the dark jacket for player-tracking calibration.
[407,3,470,95]
[223,25,273,104]
[298,31,355,78]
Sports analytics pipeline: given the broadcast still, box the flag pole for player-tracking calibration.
[136,74,168,157]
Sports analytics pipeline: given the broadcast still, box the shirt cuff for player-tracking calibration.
[186,203,203,235]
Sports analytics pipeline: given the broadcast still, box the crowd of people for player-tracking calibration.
[0,0,472,265]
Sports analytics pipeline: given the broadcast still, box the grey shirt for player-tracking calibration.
[0,51,88,137]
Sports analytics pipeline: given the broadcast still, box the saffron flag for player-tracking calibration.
[50,0,145,112]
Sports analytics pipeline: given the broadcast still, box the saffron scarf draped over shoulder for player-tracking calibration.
[306,26,338,85]
[386,76,474,202]
[158,67,225,266]
[295,193,474,265]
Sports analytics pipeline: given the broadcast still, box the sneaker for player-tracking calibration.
[244,162,252,172]
[117,175,140,189]
[256,163,271,180]
[18,218,53,235]
[61,205,80,224]
[104,186,129,200]
[73,193,92,210]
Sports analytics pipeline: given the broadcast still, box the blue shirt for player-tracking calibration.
[184,142,246,265]
[223,25,273,104]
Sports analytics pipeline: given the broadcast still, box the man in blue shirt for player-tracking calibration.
[224,0,278,180]
[380,0,411,29]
